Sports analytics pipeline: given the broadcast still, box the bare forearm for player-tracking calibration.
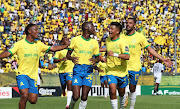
[0,51,11,59]
[100,48,106,52]
[147,46,164,61]
[50,45,68,52]
[118,54,130,60]
[54,59,65,63]
[66,50,73,60]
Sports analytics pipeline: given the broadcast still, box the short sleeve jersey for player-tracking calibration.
[97,61,107,76]
[8,39,50,81]
[106,37,130,77]
[121,32,150,71]
[68,36,99,65]
[54,49,74,73]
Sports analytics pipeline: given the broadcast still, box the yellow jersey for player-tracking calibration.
[121,32,150,71]
[8,39,50,81]
[54,49,74,73]
[106,37,130,77]
[97,61,107,76]
[68,36,99,65]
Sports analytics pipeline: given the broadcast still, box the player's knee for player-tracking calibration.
[21,94,28,100]
[73,95,80,101]
[119,93,125,97]
[29,99,37,104]
[130,88,136,92]
[81,95,88,101]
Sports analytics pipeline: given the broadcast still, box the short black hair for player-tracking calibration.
[25,24,36,35]
[110,22,122,34]
[82,21,92,31]
[128,16,136,23]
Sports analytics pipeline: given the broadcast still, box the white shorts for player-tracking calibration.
[37,78,41,86]
[154,74,162,84]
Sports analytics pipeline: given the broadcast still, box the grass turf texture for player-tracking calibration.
[0,95,180,109]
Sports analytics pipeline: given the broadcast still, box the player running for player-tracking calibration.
[0,24,70,109]
[54,37,74,108]
[122,16,172,109]
[101,22,130,109]
[67,22,100,109]
[152,60,164,95]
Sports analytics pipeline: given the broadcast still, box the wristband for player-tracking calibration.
[113,53,119,57]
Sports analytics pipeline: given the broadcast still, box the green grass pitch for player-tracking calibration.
[0,95,180,109]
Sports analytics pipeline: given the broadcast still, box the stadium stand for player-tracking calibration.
[0,0,180,75]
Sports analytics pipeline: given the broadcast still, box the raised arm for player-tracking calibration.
[49,39,70,52]
[146,46,172,67]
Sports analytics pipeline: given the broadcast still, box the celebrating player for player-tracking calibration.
[153,60,164,95]
[54,37,74,108]
[101,22,130,109]
[122,16,172,109]
[67,22,99,109]
[0,24,70,109]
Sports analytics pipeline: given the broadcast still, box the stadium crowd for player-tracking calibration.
[0,0,180,74]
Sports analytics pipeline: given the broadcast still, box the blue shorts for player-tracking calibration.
[107,75,128,88]
[72,64,93,87]
[128,70,141,85]
[16,75,38,94]
[59,72,73,86]
[100,76,108,84]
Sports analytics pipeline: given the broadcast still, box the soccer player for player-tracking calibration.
[96,57,108,99]
[121,16,172,109]
[53,37,74,108]
[153,60,164,95]
[0,24,70,109]
[106,22,130,109]
[66,22,99,109]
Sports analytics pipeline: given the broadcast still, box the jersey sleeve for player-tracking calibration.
[68,37,75,51]
[8,42,19,56]
[39,41,51,52]
[93,40,100,56]
[120,40,130,55]
[139,34,150,49]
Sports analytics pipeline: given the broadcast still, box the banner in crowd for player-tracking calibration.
[141,85,180,95]
[0,87,12,98]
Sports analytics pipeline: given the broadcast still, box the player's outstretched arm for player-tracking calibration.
[49,40,70,52]
[0,51,11,59]
[146,46,172,67]
[108,50,130,60]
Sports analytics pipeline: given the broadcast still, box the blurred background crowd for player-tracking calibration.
[0,0,180,75]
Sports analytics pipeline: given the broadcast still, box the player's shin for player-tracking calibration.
[110,99,118,109]
[129,92,136,109]
[105,88,108,98]
[119,96,125,109]
[79,100,87,109]
[67,91,73,106]
[68,97,76,109]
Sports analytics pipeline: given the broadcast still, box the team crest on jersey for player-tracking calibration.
[125,46,129,52]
